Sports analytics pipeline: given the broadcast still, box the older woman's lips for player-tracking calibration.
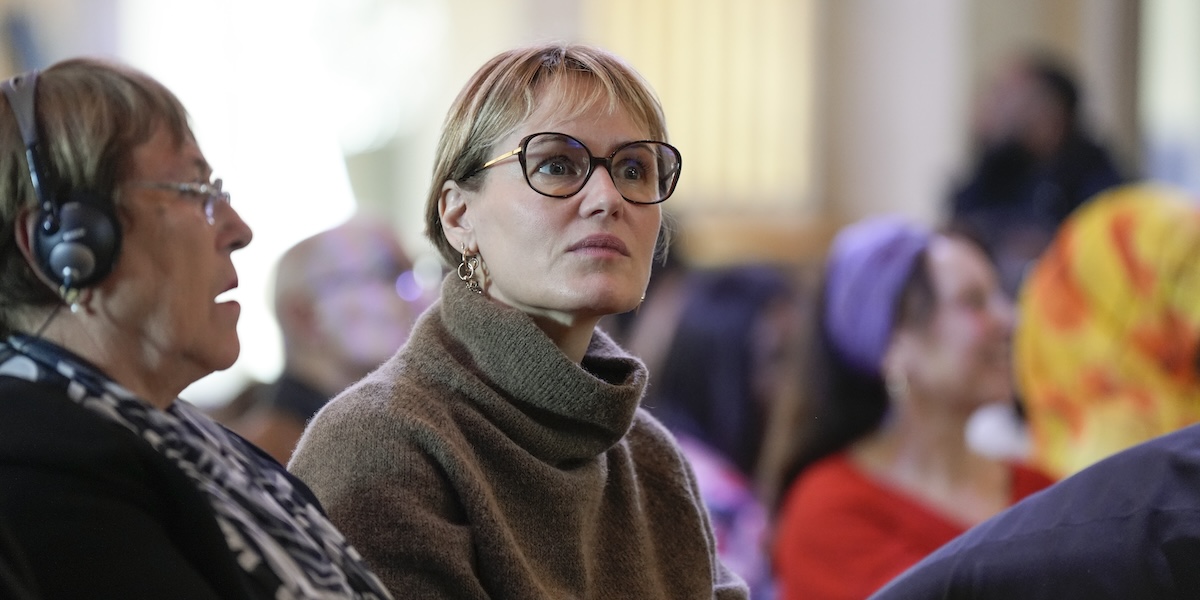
[568,235,630,257]
[215,279,239,303]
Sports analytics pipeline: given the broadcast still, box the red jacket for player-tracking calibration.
[773,452,1054,600]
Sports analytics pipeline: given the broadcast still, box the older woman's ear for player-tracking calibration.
[11,207,59,295]
[438,180,475,253]
[12,207,39,270]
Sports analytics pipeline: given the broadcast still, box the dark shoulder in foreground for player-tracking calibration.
[871,423,1200,600]
[0,376,256,599]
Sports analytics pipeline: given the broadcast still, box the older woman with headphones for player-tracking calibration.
[0,58,390,599]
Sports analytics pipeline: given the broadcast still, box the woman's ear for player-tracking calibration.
[881,331,914,387]
[878,333,912,403]
[12,207,52,286]
[12,207,57,290]
[438,180,474,253]
[13,207,39,268]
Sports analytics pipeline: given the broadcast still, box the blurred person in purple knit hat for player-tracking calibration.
[758,216,1055,600]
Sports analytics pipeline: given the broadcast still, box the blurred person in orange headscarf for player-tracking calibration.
[1018,183,1200,478]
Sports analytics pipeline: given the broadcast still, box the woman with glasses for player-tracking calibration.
[0,58,391,599]
[289,43,748,599]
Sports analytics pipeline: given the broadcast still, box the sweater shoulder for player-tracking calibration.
[288,352,471,493]
[623,408,702,487]
[627,408,684,452]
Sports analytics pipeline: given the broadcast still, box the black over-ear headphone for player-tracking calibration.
[2,70,120,293]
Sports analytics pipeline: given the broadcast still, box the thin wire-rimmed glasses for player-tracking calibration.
[467,132,682,205]
[129,178,230,225]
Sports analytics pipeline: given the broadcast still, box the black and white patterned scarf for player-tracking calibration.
[0,335,392,599]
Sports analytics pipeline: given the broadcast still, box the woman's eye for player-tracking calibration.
[615,158,649,182]
[535,156,581,177]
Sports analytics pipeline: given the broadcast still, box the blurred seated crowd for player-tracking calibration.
[9,42,1200,600]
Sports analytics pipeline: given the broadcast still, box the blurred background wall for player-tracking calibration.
[1,0,1194,405]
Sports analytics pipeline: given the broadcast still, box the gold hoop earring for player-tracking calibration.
[458,244,482,295]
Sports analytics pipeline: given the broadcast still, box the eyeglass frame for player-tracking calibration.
[127,178,230,225]
[465,132,682,205]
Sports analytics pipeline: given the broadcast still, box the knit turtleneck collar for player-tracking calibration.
[405,275,648,464]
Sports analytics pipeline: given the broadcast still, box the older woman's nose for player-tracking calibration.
[222,204,253,251]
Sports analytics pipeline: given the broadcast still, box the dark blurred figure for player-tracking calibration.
[951,51,1124,297]
[643,265,800,600]
[759,216,1055,600]
[221,217,429,464]
[650,265,798,478]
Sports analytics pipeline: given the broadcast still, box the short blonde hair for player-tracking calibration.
[423,43,671,267]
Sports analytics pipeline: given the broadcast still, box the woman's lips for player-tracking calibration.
[568,234,629,256]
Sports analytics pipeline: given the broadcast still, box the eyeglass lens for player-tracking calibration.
[522,133,680,204]
[204,179,229,222]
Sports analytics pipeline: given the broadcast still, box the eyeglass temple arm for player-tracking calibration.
[479,147,521,171]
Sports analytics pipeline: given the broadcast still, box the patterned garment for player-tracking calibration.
[1017,183,1200,478]
[0,335,392,599]
[674,435,775,600]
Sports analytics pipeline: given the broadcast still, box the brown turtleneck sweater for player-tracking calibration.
[289,276,748,599]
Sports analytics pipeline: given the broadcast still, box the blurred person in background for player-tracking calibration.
[1015,183,1200,477]
[218,216,427,464]
[950,50,1124,298]
[288,43,748,599]
[0,58,389,598]
[650,265,798,477]
[759,216,1055,600]
[643,264,801,600]
[871,183,1200,599]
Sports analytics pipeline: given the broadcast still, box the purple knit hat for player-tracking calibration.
[823,216,933,376]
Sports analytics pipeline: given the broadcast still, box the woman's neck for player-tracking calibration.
[530,314,600,364]
[29,314,191,410]
[851,401,1010,526]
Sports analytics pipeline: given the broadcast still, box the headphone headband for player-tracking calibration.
[1,70,49,211]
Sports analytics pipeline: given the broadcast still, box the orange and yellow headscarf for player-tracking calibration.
[1017,183,1200,478]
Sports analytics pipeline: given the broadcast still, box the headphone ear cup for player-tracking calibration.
[33,193,120,289]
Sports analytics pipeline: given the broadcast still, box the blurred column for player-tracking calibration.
[821,0,969,223]
[1078,0,1141,173]
[1141,0,1200,193]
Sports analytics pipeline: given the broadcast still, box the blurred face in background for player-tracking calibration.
[305,227,425,376]
[893,236,1015,412]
